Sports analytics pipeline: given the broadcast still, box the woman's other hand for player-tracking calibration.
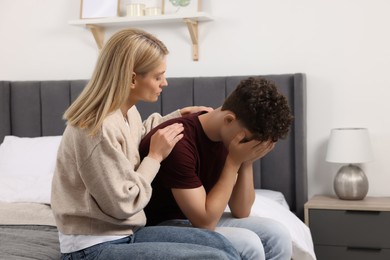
[180,106,213,116]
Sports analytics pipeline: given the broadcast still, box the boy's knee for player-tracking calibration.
[270,221,292,258]
[216,227,265,260]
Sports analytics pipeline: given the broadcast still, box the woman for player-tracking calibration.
[51,28,239,260]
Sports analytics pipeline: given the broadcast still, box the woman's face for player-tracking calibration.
[130,59,168,104]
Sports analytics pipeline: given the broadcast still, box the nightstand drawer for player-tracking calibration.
[309,209,390,248]
[315,245,390,260]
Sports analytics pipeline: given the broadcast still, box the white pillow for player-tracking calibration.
[0,175,53,204]
[0,135,62,204]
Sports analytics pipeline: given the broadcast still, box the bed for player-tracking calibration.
[0,74,315,259]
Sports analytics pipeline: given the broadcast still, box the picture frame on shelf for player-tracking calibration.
[80,0,120,19]
[163,0,200,15]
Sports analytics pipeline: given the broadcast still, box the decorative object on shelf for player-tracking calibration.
[326,127,374,200]
[145,7,162,16]
[126,3,146,16]
[69,1,211,61]
[80,0,119,19]
[120,0,162,17]
[163,0,200,15]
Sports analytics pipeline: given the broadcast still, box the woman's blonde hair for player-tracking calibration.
[64,28,169,135]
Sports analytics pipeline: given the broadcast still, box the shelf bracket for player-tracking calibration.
[184,18,199,61]
[86,24,105,50]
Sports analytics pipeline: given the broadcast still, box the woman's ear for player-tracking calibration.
[130,72,137,89]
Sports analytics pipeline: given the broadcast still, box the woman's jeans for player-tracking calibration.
[160,213,293,260]
[60,225,240,260]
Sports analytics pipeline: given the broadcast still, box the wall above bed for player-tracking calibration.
[1,0,389,200]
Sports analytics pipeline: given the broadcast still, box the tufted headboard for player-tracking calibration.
[0,74,307,219]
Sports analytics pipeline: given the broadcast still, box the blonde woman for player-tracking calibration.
[51,28,239,260]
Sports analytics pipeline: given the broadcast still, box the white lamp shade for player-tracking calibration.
[326,128,374,163]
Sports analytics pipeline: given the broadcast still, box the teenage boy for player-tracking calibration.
[139,77,294,260]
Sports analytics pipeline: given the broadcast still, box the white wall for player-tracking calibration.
[1,0,389,199]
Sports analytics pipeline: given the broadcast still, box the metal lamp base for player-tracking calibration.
[334,164,369,200]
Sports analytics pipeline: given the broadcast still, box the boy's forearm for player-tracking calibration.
[229,162,255,217]
[196,157,240,229]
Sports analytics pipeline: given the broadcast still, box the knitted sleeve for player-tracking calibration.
[79,136,161,220]
[141,110,182,138]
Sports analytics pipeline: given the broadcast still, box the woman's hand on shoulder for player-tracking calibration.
[148,123,184,162]
[180,106,213,116]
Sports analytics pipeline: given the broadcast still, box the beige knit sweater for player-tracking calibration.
[51,106,180,236]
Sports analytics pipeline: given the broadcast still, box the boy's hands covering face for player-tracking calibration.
[227,131,275,165]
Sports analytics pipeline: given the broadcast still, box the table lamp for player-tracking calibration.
[326,128,374,200]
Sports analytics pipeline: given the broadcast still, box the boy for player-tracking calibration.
[139,77,294,259]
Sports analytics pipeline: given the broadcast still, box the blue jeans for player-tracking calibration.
[218,213,292,260]
[60,226,240,260]
[160,213,292,260]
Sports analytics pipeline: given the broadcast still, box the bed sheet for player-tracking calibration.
[0,202,59,260]
[0,225,60,260]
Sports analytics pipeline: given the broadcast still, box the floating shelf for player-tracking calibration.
[68,12,213,61]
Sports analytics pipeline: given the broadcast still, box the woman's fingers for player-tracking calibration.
[156,123,184,143]
[180,106,213,115]
[148,123,184,162]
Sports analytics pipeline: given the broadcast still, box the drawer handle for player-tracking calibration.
[345,210,380,215]
[347,246,382,252]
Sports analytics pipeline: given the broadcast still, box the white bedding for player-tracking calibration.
[0,202,55,226]
[0,136,61,204]
[249,191,316,260]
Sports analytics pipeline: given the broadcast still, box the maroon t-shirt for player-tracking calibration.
[139,112,228,226]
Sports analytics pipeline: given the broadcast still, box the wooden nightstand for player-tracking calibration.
[304,195,390,260]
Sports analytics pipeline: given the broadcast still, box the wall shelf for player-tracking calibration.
[68,12,212,61]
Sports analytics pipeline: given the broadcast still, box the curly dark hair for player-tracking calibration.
[221,77,293,142]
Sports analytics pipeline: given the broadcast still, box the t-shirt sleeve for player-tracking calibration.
[159,138,203,189]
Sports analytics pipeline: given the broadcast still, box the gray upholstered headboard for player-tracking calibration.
[0,74,307,219]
